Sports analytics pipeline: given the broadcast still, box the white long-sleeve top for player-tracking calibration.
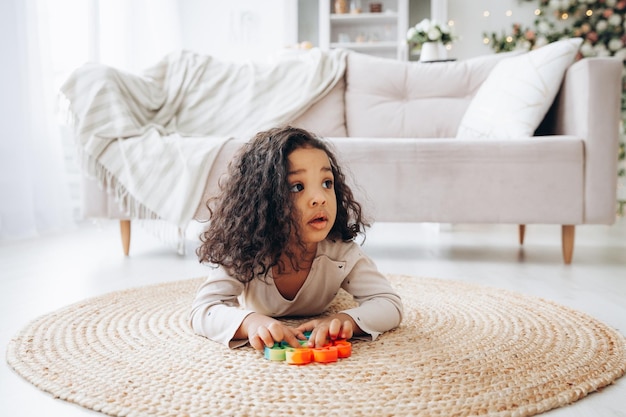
[190,239,403,348]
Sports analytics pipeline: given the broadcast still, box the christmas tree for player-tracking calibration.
[485,0,626,216]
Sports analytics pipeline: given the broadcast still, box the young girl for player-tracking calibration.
[190,126,403,350]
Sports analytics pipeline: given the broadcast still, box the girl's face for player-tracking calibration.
[286,146,337,249]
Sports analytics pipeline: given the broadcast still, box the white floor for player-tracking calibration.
[1,219,625,417]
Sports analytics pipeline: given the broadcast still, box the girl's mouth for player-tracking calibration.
[308,213,328,230]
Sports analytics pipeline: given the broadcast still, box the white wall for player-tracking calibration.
[176,0,538,62]
[177,0,297,62]
[447,0,538,60]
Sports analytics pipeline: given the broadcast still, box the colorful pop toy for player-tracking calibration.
[263,331,352,365]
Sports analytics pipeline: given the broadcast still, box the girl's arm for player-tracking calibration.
[297,246,403,347]
[338,251,403,340]
[189,268,303,349]
[189,271,253,348]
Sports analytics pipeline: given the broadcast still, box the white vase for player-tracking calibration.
[419,42,439,62]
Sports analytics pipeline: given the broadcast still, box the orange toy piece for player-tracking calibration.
[312,346,338,363]
[285,347,313,365]
[332,340,352,358]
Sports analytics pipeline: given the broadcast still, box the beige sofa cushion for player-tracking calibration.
[291,77,347,137]
[329,136,584,224]
[344,51,519,138]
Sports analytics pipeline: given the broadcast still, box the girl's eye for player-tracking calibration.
[323,179,334,189]
[289,183,304,193]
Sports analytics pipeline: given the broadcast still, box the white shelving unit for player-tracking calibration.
[319,0,409,60]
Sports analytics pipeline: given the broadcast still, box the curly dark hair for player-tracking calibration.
[197,125,368,283]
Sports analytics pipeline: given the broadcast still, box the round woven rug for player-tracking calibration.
[6,275,626,417]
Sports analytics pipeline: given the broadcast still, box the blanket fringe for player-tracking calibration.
[137,220,187,255]
[57,93,75,128]
[97,161,188,255]
[84,146,187,254]
[60,92,191,254]
[59,92,188,254]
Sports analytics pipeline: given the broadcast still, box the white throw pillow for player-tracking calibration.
[456,38,583,139]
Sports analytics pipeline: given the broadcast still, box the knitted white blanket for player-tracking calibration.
[61,48,347,229]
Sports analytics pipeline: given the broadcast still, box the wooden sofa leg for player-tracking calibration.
[561,225,575,265]
[518,224,526,245]
[120,220,131,256]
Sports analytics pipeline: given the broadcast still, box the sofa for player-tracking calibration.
[78,42,623,264]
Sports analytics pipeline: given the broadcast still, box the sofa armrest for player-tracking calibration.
[553,57,622,224]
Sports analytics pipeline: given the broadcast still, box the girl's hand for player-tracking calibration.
[296,313,359,348]
[239,313,304,351]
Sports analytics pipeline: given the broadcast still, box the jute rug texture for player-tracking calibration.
[6,275,626,417]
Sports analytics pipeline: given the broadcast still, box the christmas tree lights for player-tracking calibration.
[484,0,626,216]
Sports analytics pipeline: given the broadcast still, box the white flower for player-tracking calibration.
[427,27,441,41]
[594,43,610,57]
[614,48,626,61]
[609,13,622,26]
[609,37,624,51]
[606,0,617,6]
[538,21,551,33]
[535,36,549,48]
[580,41,596,56]
[416,18,430,32]
[596,19,608,32]
[407,18,455,45]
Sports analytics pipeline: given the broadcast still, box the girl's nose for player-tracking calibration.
[310,190,326,207]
